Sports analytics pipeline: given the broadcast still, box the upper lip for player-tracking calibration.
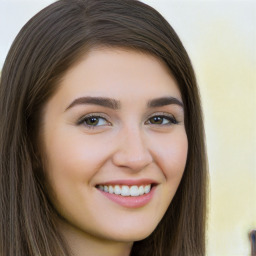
[96,179,158,186]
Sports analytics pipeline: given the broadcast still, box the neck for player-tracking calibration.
[58,218,133,256]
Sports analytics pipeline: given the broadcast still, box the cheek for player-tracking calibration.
[153,129,188,212]
[43,129,113,184]
[42,130,114,218]
[152,129,188,181]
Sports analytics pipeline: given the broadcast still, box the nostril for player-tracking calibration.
[111,131,153,171]
[112,149,153,171]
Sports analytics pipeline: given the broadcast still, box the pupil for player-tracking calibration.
[152,116,162,124]
[87,117,98,125]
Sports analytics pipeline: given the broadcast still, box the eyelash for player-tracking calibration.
[77,113,178,129]
[145,114,178,126]
[77,114,110,129]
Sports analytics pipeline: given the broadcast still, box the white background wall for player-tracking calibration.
[1,0,255,255]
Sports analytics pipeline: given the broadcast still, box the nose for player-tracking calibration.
[112,127,153,172]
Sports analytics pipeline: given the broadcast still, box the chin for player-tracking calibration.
[101,223,157,243]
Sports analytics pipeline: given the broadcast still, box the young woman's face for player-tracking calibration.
[41,48,188,243]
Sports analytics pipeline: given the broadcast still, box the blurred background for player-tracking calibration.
[0,0,255,255]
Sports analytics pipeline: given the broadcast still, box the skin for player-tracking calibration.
[41,48,188,256]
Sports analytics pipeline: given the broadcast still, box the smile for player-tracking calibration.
[97,184,151,197]
[96,181,157,208]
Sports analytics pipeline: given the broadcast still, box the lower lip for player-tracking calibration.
[97,186,156,208]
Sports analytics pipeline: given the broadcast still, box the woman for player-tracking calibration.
[0,0,208,255]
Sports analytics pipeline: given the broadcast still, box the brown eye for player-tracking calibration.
[78,115,109,128]
[149,116,164,124]
[85,117,100,126]
[146,115,177,125]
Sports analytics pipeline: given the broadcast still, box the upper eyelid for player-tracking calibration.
[78,112,109,121]
[76,111,180,126]
[146,113,177,123]
[146,112,176,119]
[77,112,177,120]
[77,113,111,126]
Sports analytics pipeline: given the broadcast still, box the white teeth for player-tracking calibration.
[130,185,139,196]
[144,185,151,194]
[121,185,130,196]
[108,185,114,194]
[138,185,144,195]
[98,184,152,197]
[114,185,121,195]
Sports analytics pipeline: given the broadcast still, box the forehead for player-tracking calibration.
[48,47,182,108]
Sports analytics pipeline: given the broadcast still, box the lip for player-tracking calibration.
[96,182,157,208]
[97,178,158,186]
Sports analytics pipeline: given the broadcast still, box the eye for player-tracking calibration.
[146,114,178,125]
[78,115,110,128]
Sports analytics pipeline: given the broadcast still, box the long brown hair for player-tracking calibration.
[0,0,208,255]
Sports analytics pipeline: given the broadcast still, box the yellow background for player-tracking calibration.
[141,1,256,255]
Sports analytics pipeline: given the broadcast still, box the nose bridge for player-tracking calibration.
[112,124,153,171]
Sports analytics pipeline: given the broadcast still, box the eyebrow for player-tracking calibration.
[65,96,183,111]
[147,97,183,108]
[66,96,121,110]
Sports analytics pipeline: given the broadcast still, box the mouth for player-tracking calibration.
[95,180,157,208]
[96,184,152,197]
